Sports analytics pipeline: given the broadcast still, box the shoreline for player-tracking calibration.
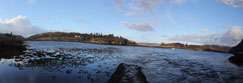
[25,40,230,54]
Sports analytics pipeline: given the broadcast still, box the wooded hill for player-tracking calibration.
[26,32,136,46]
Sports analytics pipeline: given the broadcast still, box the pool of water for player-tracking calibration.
[0,41,242,83]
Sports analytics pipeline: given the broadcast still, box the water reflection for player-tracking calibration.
[0,48,25,59]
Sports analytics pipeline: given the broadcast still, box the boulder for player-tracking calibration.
[108,63,148,83]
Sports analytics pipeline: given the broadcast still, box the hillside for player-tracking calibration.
[26,32,136,46]
[160,43,229,53]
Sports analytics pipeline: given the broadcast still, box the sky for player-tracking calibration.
[0,0,243,46]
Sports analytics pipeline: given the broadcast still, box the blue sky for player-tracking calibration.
[0,0,243,46]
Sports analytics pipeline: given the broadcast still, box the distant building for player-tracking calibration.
[74,35,80,38]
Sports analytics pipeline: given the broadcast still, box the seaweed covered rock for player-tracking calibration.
[0,33,26,58]
[108,63,148,83]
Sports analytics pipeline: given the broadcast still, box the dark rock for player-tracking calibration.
[52,76,56,80]
[229,54,243,66]
[107,63,148,83]
[229,39,243,54]
[228,39,243,66]
[66,69,72,74]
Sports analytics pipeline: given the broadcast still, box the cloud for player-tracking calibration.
[129,0,164,13]
[27,0,36,4]
[124,12,137,17]
[218,24,229,29]
[112,0,198,14]
[112,0,125,11]
[218,0,243,8]
[171,0,187,5]
[168,26,243,46]
[75,18,86,24]
[122,22,155,32]
[221,26,243,45]
[162,35,168,37]
[0,15,46,37]
[112,0,164,14]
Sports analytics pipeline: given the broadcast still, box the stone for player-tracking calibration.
[108,63,148,83]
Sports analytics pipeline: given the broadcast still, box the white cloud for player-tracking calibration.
[168,26,243,46]
[124,12,137,17]
[75,18,86,24]
[218,0,243,8]
[223,26,243,42]
[171,0,187,5]
[27,0,36,4]
[0,15,46,37]
[122,22,155,32]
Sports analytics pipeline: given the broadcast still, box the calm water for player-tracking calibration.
[0,41,242,83]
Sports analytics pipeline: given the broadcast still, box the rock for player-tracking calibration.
[107,63,148,83]
[229,39,243,54]
[228,39,243,66]
[229,54,243,66]
[66,69,72,74]
[52,76,56,80]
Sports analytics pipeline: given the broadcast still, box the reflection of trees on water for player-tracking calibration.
[7,47,122,82]
[0,48,25,59]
